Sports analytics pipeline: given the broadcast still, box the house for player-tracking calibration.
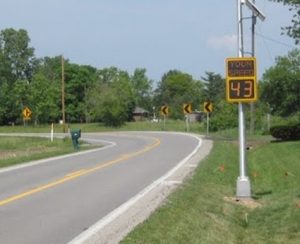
[132,107,150,121]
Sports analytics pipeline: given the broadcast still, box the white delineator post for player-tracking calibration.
[51,123,54,142]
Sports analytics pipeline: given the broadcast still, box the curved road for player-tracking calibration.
[0,132,212,244]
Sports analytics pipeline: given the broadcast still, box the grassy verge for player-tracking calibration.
[0,136,92,168]
[0,120,206,134]
[122,139,300,244]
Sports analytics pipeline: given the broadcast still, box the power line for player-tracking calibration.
[255,31,296,48]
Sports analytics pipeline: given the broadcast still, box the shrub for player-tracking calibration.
[270,123,300,140]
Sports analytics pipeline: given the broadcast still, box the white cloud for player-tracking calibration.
[207,34,237,51]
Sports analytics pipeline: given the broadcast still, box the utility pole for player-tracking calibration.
[236,0,265,198]
[250,0,256,135]
[61,55,66,133]
[236,0,251,198]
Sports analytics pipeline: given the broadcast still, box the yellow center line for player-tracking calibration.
[65,169,88,178]
[0,136,161,207]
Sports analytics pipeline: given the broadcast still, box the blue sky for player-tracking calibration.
[0,0,297,81]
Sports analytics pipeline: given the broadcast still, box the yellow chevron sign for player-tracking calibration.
[22,107,32,119]
[183,103,192,114]
[160,106,169,116]
[204,102,213,113]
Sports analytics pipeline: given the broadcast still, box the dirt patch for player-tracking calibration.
[0,147,56,160]
[224,196,262,210]
[0,151,17,159]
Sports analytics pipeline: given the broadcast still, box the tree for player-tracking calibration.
[261,49,300,116]
[64,63,97,123]
[85,67,135,126]
[270,0,300,44]
[209,100,238,131]
[0,28,35,83]
[154,70,204,119]
[0,28,36,124]
[130,68,153,111]
[202,72,225,104]
[27,56,63,124]
[29,73,60,124]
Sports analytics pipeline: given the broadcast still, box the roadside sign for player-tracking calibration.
[204,102,213,113]
[183,103,192,114]
[160,106,169,116]
[23,107,32,119]
[226,57,257,102]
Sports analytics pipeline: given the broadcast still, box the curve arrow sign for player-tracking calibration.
[204,102,213,113]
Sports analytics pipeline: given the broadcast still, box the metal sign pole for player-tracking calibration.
[206,113,209,136]
[236,0,251,198]
[185,115,190,132]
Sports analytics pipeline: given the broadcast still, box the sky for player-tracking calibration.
[0,0,298,82]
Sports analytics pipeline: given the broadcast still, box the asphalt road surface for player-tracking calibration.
[0,132,212,244]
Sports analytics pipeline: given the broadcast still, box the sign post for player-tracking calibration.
[226,0,261,198]
[183,104,192,132]
[22,107,32,126]
[160,106,169,130]
[231,0,264,198]
[204,102,213,135]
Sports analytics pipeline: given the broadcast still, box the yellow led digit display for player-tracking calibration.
[227,79,257,102]
[226,57,258,103]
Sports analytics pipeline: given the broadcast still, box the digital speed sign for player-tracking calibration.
[226,57,257,102]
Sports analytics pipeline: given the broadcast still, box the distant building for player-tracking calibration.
[188,111,205,122]
[132,107,150,121]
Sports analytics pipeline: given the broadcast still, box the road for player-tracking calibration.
[0,132,212,244]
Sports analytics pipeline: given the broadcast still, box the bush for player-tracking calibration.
[270,123,300,140]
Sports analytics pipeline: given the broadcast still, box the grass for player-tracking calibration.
[0,136,91,168]
[0,120,206,134]
[122,139,300,244]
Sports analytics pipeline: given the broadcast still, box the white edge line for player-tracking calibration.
[68,133,202,244]
[0,137,116,174]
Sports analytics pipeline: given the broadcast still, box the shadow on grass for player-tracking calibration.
[270,138,300,143]
[252,190,273,200]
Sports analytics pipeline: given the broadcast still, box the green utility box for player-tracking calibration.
[70,129,81,150]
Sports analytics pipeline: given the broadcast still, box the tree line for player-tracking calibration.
[0,27,299,130]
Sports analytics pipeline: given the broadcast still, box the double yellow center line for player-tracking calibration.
[0,136,160,207]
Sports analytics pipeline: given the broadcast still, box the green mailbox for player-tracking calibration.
[70,129,81,150]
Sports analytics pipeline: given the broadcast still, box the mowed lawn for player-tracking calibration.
[122,139,300,244]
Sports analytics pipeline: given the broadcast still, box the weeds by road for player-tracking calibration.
[0,136,90,168]
[122,139,300,244]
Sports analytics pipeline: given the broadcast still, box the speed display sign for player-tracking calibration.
[226,57,257,102]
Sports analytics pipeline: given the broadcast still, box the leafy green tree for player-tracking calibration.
[11,80,31,122]
[202,72,225,104]
[154,70,204,119]
[0,28,36,124]
[270,0,300,44]
[29,73,60,124]
[28,56,63,124]
[130,68,153,111]
[0,28,35,83]
[209,100,238,131]
[65,63,97,122]
[261,49,300,117]
[86,67,135,126]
